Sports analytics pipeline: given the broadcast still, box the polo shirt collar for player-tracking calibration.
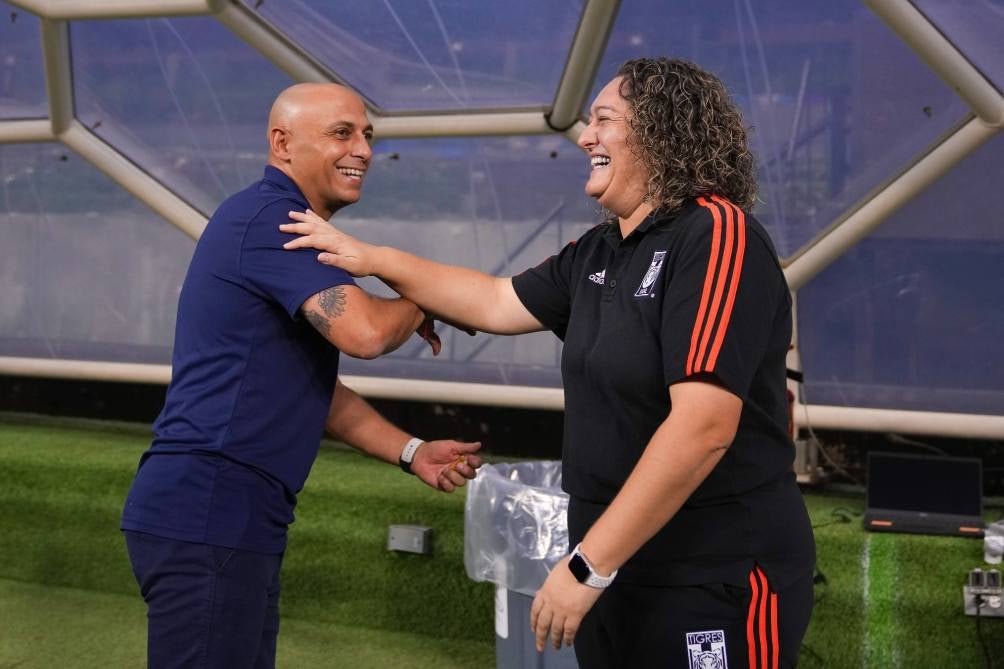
[600,208,669,248]
[602,200,704,247]
[602,214,657,248]
[262,165,308,201]
[632,210,663,235]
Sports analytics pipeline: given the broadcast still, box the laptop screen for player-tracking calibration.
[866,452,983,517]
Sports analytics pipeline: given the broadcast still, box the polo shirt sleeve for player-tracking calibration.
[510,240,578,340]
[240,199,357,318]
[661,201,785,399]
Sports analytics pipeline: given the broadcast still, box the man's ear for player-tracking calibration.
[269,127,291,161]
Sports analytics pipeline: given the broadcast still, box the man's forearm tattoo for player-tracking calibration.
[318,286,347,318]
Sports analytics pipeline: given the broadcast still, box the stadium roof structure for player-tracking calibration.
[1,0,1002,440]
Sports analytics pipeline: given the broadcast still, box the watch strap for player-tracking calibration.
[568,543,617,589]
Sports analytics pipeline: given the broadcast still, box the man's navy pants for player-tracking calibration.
[125,530,284,669]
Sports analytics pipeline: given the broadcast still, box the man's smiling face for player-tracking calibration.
[270,84,373,218]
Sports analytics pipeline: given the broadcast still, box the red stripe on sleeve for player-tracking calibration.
[705,196,747,370]
[771,592,779,669]
[694,199,734,373]
[747,569,760,669]
[688,197,723,375]
[758,567,769,669]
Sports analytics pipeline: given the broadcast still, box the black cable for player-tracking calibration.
[885,433,946,455]
[811,519,839,530]
[811,506,860,529]
[974,594,993,669]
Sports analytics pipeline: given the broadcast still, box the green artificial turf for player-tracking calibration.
[800,493,1004,668]
[1,414,1003,668]
[0,417,494,667]
[0,579,490,668]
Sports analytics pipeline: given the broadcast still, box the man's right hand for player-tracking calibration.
[281,209,376,277]
[411,439,484,492]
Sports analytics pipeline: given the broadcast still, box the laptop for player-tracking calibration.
[864,451,985,538]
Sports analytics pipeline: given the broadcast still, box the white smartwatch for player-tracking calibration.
[398,437,424,475]
[567,543,618,589]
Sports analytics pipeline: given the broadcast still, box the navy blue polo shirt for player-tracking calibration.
[512,196,815,587]
[121,166,356,554]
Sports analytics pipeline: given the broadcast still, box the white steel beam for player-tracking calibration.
[11,0,213,20]
[547,0,621,131]
[5,355,1003,437]
[338,376,565,410]
[60,123,207,239]
[784,116,999,290]
[563,120,586,145]
[372,111,552,138]
[0,356,565,410]
[213,2,334,84]
[866,0,1004,127]
[4,0,47,15]
[794,403,1004,441]
[39,18,73,136]
[0,357,171,384]
[0,120,55,142]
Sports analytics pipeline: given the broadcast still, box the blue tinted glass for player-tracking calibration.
[0,3,46,119]
[915,0,1004,93]
[71,17,294,215]
[0,143,193,364]
[590,0,968,257]
[798,133,1004,415]
[241,0,582,111]
[336,136,598,387]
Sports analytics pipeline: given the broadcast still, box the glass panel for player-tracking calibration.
[71,17,294,216]
[914,0,1004,93]
[798,133,1004,415]
[590,0,968,257]
[241,0,582,111]
[0,143,194,364]
[337,135,598,387]
[0,2,46,119]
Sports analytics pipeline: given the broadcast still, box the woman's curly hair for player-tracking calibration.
[615,58,757,213]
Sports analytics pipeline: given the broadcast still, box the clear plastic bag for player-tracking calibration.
[464,461,569,597]
[985,520,1004,564]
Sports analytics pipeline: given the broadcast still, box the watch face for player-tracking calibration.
[568,553,590,583]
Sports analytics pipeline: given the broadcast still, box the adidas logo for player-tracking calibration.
[588,269,606,285]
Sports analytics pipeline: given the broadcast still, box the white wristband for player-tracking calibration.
[399,437,424,474]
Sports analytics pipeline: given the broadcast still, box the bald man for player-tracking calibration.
[121,83,483,669]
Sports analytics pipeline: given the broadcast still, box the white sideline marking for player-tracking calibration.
[862,534,901,668]
[862,534,872,668]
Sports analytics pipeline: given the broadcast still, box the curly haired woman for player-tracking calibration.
[282,58,816,669]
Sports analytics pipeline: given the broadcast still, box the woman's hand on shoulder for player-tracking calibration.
[281,209,378,277]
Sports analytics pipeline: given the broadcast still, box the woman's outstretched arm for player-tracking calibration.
[282,210,545,335]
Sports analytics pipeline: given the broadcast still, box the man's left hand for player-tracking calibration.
[530,555,603,651]
[416,316,442,356]
[411,440,483,492]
